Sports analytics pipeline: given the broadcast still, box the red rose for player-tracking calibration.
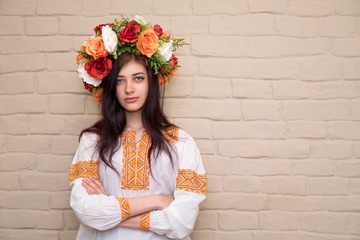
[83,81,94,92]
[154,24,163,36]
[119,21,141,43]
[94,23,114,35]
[85,57,113,79]
[171,55,178,66]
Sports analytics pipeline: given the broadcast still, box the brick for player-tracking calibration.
[37,0,81,15]
[301,213,348,234]
[190,231,213,240]
[176,56,197,77]
[164,99,241,120]
[0,191,50,209]
[0,95,47,115]
[191,34,246,57]
[7,136,50,153]
[288,121,327,139]
[20,172,61,191]
[0,229,58,240]
[164,77,192,98]
[210,14,273,35]
[262,177,307,195]
[0,17,23,35]
[109,0,152,14]
[171,16,208,35]
[218,140,310,159]
[282,101,351,120]
[0,173,19,190]
[0,73,35,94]
[287,0,334,16]
[300,56,342,81]
[0,137,5,154]
[292,232,332,240]
[37,211,63,230]
[259,211,299,230]
[318,16,357,37]
[58,173,71,191]
[336,0,360,16]
[47,52,77,71]
[0,210,37,228]
[60,230,78,240]
[276,16,317,37]
[65,116,99,135]
[64,210,80,229]
[196,140,217,155]
[0,54,45,73]
[1,36,72,54]
[310,82,358,99]
[50,191,71,209]
[273,81,309,100]
[326,196,360,212]
[344,58,360,80]
[336,162,360,177]
[219,211,257,230]
[0,115,28,135]
[295,161,334,176]
[242,101,281,120]
[192,77,232,98]
[0,0,36,16]
[351,178,360,194]
[329,122,360,140]
[213,121,286,139]
[52,136,78,155]
[207,175,222,192]
[194,211,217,230]
[269,196,325,211]
[37,72,84,94]
[202,156,231,175]
[248,37,328,58]
[214,232,251,240]
[81,0,109,16]
[312,141,352,160]
[37,154,72,173]
[202,193,267,210]
[332,38,360,57]
[223,176,260,193]
[25,17,58,35]
[355,143,360,158]
[193,0,247,15]
[309,178,349,195]
[250,0,286,13]
[153,0,191,15]
[332,236,360,240]
[199,58,298,79]
[0,153,35,171]
[30,115,64,135]
[59,16,109,35]
[253,231,292,240]
[232,80,272,99]
[349,214,360,235]
[50,95,85,114]
[232,160,292,176]
[85,97,101,114]
[172,119,212,139]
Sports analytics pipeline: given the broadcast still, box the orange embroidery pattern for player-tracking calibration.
[117,198,131,221]
[68,160,99,184]
[163,125,179,144]
[140,212,150,231]
[121,130,151,191]
[176,169,207,195]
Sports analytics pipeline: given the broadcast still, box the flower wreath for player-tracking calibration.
[76,15,186,103]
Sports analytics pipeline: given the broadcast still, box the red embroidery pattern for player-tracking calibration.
[117,198,131,221]
[68,160,99,184]
[176,169,207,195]
[140,212,150,231]
[121,130,151,191]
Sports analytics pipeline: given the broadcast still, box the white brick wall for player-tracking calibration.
[0,0,359,239]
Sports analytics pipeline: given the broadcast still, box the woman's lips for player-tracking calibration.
[125,97,138,103]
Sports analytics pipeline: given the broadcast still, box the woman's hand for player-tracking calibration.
[155,195,174,210]
[82,177,108,195]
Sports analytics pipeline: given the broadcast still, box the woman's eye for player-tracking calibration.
[135,76,144,81]
[116,79,124,84]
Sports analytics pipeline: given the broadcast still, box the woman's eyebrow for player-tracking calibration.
[118,72,145,77]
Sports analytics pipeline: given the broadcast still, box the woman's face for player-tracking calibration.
[116,61,149,113]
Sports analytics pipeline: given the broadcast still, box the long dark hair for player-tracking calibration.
[81,52,175,172]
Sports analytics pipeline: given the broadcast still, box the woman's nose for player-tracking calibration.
[125,81,134,93]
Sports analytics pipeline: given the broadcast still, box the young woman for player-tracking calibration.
[68,16,207,240]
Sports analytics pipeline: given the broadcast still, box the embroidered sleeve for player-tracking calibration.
[149,131,207,239]
[140,212,151,231]
[117,198,132,221]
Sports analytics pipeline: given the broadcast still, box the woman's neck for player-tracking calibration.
[125,111,143,131]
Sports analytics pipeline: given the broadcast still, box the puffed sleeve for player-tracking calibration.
[68,133,129,231]
[148,132,207,239]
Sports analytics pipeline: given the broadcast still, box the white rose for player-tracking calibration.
[134,15,147,25]
[77,62,102,87]
[158,40,173,62]
[101,25,118,54]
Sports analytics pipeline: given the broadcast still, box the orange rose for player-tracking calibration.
[136,27,159,58]
[93,88,103,103]
[86,37,108,59]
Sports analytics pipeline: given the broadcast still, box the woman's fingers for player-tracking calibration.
[82,177,107,195]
